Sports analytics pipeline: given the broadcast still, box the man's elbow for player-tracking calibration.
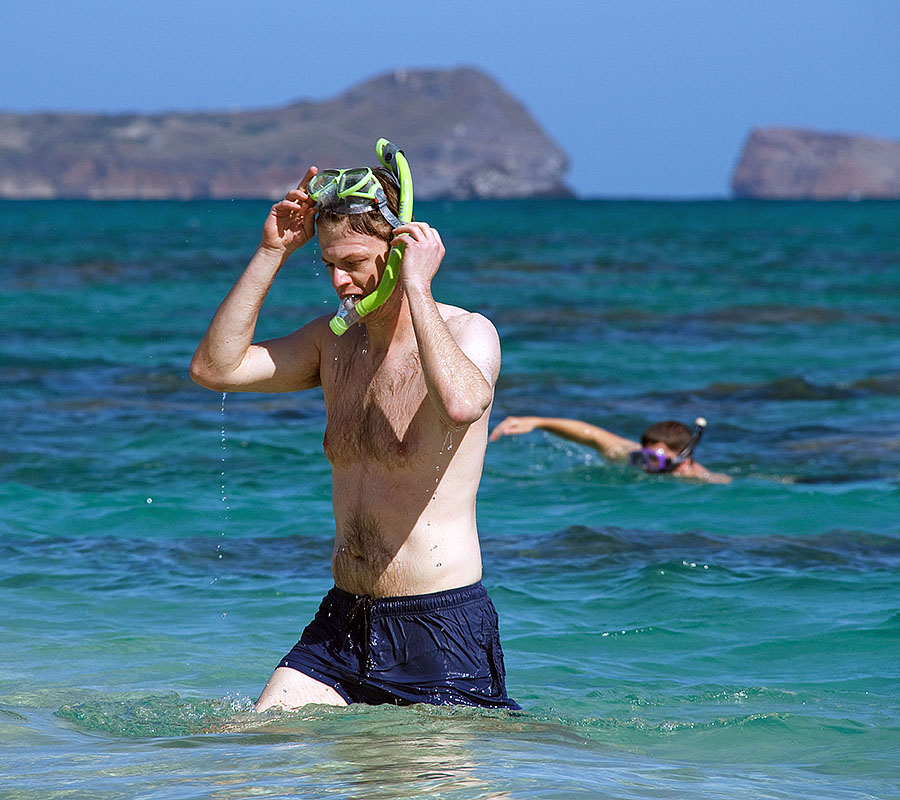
[444,387,493,429]
[189,353,225,391]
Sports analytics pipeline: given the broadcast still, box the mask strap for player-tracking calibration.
[375,188,402,229]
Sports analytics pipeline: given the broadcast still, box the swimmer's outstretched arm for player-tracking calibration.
[190,169,324,393]
[490,416,639,461]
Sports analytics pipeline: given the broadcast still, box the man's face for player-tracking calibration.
[318,219,390,304]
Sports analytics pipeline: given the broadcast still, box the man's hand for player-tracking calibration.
[489,416,540,441]
[394,221,446,293]
[260,167,318,256]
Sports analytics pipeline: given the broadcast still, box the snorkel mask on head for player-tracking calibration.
[313,139,413,336]
[307,167,402,228]
[629,417,707,473]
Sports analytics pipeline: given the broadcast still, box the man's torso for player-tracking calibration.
[316,310,489,597]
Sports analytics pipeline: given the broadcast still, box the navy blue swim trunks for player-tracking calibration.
[278,581,520,710]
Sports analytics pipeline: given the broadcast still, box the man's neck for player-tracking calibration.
[360,292,414,352]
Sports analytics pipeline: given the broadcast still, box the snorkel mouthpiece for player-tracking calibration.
[328,138,413,336]
[329,296,359,335]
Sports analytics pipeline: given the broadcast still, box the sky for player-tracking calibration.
[2,0,897,198]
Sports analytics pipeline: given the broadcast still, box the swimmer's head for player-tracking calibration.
[631,418,707,473]
[640,420,694,453]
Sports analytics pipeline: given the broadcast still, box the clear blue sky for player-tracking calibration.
[3,0,897,197]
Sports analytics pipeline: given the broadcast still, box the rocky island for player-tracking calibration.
[0,68,571,201]
[732,127,900,200]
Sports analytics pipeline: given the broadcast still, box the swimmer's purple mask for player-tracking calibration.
[629,448,675,473]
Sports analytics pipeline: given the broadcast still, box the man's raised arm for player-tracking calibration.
[190,170,323,393]
[396,221,499,429]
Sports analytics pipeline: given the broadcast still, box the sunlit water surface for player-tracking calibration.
[2,199,898,798]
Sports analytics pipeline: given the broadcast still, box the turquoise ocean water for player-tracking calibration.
[1,198,898,799]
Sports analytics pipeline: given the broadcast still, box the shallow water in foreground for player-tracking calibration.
[1,199,898,798]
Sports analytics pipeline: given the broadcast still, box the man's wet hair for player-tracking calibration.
[315,166,402,243]
[640,420,693,453]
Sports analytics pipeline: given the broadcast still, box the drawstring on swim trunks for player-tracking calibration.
[347,594,375,674]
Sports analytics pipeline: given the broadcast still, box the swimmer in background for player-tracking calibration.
[490,415,732,484]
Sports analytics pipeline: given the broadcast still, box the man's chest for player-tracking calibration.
[321,349,438,470]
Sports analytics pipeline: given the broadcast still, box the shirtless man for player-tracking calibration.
[491,416,731,484]
[190,163,518,711]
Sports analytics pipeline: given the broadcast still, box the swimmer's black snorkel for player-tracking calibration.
[309,138,413,336]
[629,417,707,473]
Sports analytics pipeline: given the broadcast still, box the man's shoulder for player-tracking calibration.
[439,303,496,328]
[442,305,499,343]
[681,462,732,484]
[291,312,337,341]
[276,312,337,362]
[438,304,500,378]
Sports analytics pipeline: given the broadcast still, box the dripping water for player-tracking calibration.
[210,393,229,601]
[211,393,230,618]
[219,392,229,558]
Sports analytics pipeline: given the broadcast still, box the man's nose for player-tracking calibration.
[331,267,352,290]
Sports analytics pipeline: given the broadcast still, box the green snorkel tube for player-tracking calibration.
[329,138,414,335]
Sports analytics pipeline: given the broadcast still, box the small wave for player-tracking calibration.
[55,692,535,741]
[704,375,856,402]
[487,525,900,573]
[699,372,900,402]
[0,531,336,592]
[0,706,28,722]
[56,692,256,737]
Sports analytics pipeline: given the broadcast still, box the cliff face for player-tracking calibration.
[732,127,900,200]
[0,68,570,201]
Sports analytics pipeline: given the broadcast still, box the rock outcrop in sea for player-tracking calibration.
[732,127,900,200]
[0,68,571,201]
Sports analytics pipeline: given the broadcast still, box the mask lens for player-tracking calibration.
[337,168,376,198]
[308,170,342,202]
[307,166,395,224]
[630,448,671,473]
